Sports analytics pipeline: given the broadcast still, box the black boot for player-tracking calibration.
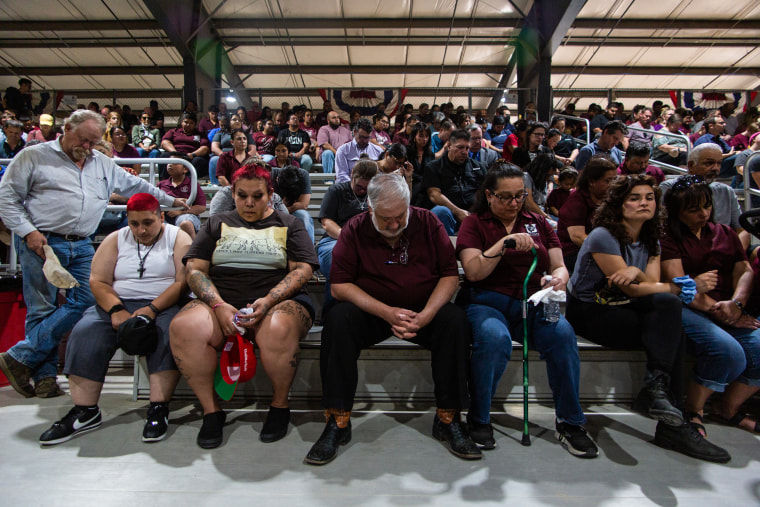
[260,406,290,443]
[433,415,482,460]
[304,415,352,465]
[633,370,683,426]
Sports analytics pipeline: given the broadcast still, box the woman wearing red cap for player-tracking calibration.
[38,193,192,446]
[170,163,319,449]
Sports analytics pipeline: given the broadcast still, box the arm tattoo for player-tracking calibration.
[188,270,222,306]
[268,264,311,305]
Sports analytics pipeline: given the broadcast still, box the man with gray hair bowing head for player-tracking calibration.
[304,172,480,466]
[0,109,187,399]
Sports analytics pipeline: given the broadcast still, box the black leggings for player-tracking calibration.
[566,292,686,399]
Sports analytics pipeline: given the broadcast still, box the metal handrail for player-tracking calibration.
[742,151,760,213]
[0,157,198,274]
[551,113,591,147]
[625,125,691,175]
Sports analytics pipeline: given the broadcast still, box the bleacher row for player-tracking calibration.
[106,160,651,404]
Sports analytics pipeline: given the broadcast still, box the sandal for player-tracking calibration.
[713,412,760,434]
[685,411,707,437]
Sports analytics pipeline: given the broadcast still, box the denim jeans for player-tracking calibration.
[136,147,160,158]
[321,150,336,174]
[208,156,220,185]
[316,236,338,318]
[299,154,313,173]
[10,234,95,380]
[430,205,459,235]
[292,209,314,244]
[462,287,585,426]
[682,307,760,391]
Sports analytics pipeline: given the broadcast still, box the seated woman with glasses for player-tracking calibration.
[132,113,161,158]
[455,161,598,458]
[511,121,555,169]
[565,174,730,463]
[661,175,760,441]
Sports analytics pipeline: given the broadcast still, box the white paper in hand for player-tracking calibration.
[528,286,566,306]
[42,245,80,289]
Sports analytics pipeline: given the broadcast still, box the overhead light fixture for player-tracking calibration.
[225,89,236,103]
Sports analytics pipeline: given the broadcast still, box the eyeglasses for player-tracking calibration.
[386,236,409,265]
[490,190,528,203]
[672,175,705,191]
[141,116,151,120]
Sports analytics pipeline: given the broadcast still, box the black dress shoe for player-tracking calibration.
[654,421,731,463]
[466,415,495,450]
[304,415,351,465]
[197,411,226,449]
[432,416,482,460]
[260,406,290,443]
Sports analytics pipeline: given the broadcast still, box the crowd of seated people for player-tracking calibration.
[2,101,760,474]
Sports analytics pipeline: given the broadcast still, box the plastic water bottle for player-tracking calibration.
[543,275,560,323]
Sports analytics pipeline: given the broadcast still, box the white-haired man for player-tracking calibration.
[0,109,187,398]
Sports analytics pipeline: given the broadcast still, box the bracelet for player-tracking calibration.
[148,303,160,314]
[482,250,503,259]
[107,303,125,316]
[211,302,225,311]
[731,299,745,313]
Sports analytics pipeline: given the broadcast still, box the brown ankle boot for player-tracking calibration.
[325,408,351,428]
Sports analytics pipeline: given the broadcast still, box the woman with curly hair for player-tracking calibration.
[565,174,730,463]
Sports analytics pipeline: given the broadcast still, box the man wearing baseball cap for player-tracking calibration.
[27,114,61,142]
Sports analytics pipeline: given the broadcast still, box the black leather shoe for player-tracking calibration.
[654,421,731,463]
[260,406,290,443]
[304,415,351,465]
[466,415,495,450]
[632,371,683,427]
[433,416,482,460]
[197,411,226,449]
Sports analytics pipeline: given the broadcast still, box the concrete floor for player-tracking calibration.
[2,379,760,507]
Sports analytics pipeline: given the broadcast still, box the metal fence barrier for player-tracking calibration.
[0,157,197,273]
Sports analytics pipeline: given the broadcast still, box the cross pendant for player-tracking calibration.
[137,264,146,278]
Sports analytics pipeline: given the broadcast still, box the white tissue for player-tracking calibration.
[232,307,253,334]
[527,286,566,306]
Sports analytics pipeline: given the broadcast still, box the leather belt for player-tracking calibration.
[45,232,88,242]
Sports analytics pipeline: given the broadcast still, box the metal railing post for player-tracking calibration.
[742,151,760,213]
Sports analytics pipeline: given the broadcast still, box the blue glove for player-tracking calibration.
[672,276,697,304]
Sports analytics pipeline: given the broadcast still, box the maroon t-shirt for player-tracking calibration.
[557,189,597,257]
[456,210,560,299]
[217,151,245,182]
[252,132,275,156]
[162,128,210,156]
[660,222,746,302]
[331,206,458,312]
[546,187,571,213]
[156,175,207,207]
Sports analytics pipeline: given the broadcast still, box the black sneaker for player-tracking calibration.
[260,406,290,443]
[555,421,599,459]
[142,403,169,443]
[197,411,226,449]
[39,406,102,446]
[432,415,482,460]
[466,415,495,450]
[304,415,352,466]
[654,421,731,463]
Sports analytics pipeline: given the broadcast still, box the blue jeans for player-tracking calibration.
[10,234,95,380]
[136,147,160,158]
[208,156,220,185]
[430,205,460,235]
[300,154,313,173]
[682,307,760,391]
[316,236,338,317]
[321,150,336,174]
[292,209,314,244]
[462,287,585,426]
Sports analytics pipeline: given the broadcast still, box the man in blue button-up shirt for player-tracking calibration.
[0,109,187,399]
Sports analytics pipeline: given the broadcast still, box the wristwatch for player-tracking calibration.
[107,303,126,316]
[731,299,745,312]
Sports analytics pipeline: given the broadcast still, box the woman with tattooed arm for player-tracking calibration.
[170,164,319,449]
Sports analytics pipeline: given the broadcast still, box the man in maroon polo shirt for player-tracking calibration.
[161,112,210,179]
[556,157,618,273]
[304,172,480,466]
